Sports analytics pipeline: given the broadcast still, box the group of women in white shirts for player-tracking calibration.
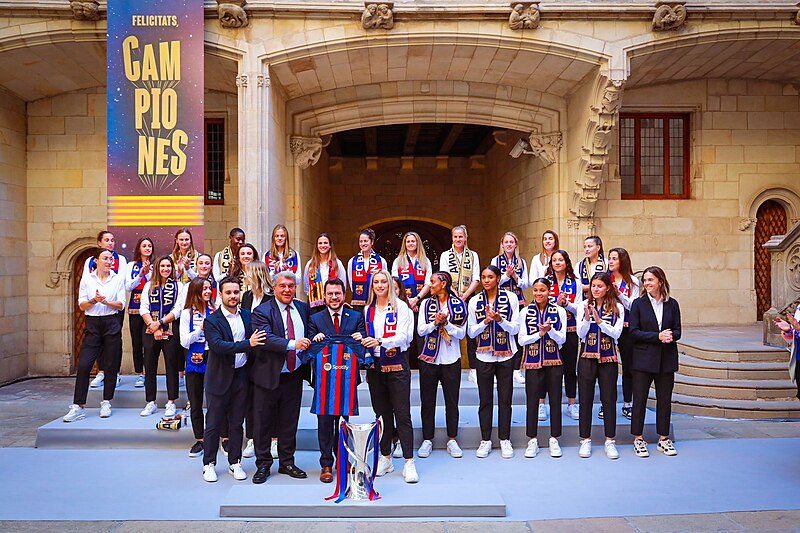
[65,223,682,462]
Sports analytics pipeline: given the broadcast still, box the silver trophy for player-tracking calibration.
[342,417,383,501]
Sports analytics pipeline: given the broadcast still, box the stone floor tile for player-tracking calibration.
[528,517,636,533]
[115,521,246,533]
[726,510,800,530]
[354,523,445,533]
[245,522,354,533]
[447,523,531,533]
[0,521,121,532]
[625,513,743,532]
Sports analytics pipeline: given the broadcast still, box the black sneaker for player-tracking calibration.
[598,405,604,419]
[622,405,632,420]
[222,439,229,457]
[189,441,203,457]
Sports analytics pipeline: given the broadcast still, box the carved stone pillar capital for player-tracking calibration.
[236,74,248,88]
[362,2,394,30]
[70,0,100,21]
[218,0,248,29]
[527,132,562,167]
[290,136,329,169]
[509,2,540,30]
[652,2,687,31]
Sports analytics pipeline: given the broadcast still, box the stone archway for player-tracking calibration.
[755,200,788,320]
[370,219,453,271]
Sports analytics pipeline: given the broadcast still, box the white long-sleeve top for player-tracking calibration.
[613,274,641,311]
[180,307,209,350]
[417,297,467,365]
[78,270,127,317]
[491,254,530,292]
[576,301,625,342]
[529,252,551,282]
[517,304,568,348]
[467,289,521,363]
[364,300,414,360]
[123,260,152,292]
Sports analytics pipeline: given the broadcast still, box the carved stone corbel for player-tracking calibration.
[218,0,248,29]
[652,2,687,31]
[509,2,540,30]
[290,135,330,169]
[235,75,248,88]
[46,271,71,289]
[794,9,800,26]
[527,132,562,167]
[70,0,100,21]
[738,217,757,231]
[362,2,394,30]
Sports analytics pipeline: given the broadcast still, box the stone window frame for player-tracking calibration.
[619,112,691,200]
[205,117,226,205]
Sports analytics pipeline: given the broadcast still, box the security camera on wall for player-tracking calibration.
[509,138,531,158]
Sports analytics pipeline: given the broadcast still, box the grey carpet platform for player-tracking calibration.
[36,402,667,449]
[219,483,506,518]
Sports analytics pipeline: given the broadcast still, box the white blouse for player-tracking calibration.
[467,289,521,363]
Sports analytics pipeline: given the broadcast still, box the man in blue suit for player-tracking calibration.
[202,276,266,483]
[307,278,367,483]
[250,271,312,484]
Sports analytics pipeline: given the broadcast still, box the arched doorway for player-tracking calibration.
[72,248,95,372]
[755,199,787,320]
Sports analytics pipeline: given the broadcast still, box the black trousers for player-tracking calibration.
[95,311,124,373]
[221,381,254,441]
[128,313,145,374]
[578,357,618,439]
[540,331,578,400]
[419,358,461,440]
[185,370,205,440]
[476,358,514,441]
[317,414,346,467]
[143,332,181,402]
[73,315,122,405]
[203,366,248,466]
[631,369,675,437]
[526,364,564,439]
[466,336,477,369]
[367,367,414,458]
[618,327,634,403]
[253,370,304,469]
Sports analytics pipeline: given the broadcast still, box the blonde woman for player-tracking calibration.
[391,232,432,312]
[303,233,346,315]
[171,227,201,284]
[242,260,273,311]
[264,224,302,285]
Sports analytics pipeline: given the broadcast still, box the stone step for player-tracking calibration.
[672,373,797,401]
[36,403,667,450]
[679,343,786,363]
[678,353,789,381]
[666,392,800,419]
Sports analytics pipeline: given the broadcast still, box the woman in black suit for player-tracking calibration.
[629,266,680,458]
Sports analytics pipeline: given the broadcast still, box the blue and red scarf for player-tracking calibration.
[397,255,427,299]
[89,250,121,274]
[522,303,563,369]
[582,303,619,363]
[495,254,526,305]
[366,302,403,372]
[474,290,514,358]
[265,249,299,277]
[186,306,212,373]
[147,279,178,336]
[612,273,634,327]
[350,251,382,306]
[548,275,578,332]
[128,260,149,312]
[419,295,467,363]
[308,259,338,308]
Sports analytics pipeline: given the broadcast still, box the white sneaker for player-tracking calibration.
[633,438,650,458]
[476,440,492,458]
[524,438,539,458]
[402,460,419,483]
[657,438,678,456]
[203,463,217,482]
[99,400,111,418]
[229,462,247,480]
[140,401,158,417]
[468,369,477,383]
[242,439,255,458]
[164,401,177,418]
[270,438,278,459]
[418,439,433,458]
[376,455,394,476]
[604,439,619,460]
[579,438,592,458]
[538,403,547,421]
[500,439,514,459]
[446,439,463,458]
[549,437,563,458]
[392,441,403,458]
[513,370,525,384]
[63,404,85,423]
[89,372,104,388]
[568,403,580,420]
[134,375,145,387]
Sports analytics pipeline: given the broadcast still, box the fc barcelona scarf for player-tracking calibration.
[366,302,403,372]
[308,260,337,308]
[397,255,426,299]
[419,295,467,363]
[89,250,121,274]
[474,290,514,358]
[265,249,299,276]
[579,255,607,286]
[446,247,475,295]
[147,279,178,336]
[217,246,234,276]
[350,251,382,306]
[495,254,526,306]
[581,304,619,363]
[186,307,211,373]
[522,303,563,369]
[304,336,366,417]
[128,260,149,312]
[549,275,578,332]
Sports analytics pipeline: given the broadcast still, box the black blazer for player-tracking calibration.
[251,298,311,390]
[241,290,272,312]
[629,295,682,374]
[203,307,254,395]
[308,306,367,339]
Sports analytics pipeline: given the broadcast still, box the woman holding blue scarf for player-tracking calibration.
[347,228,388,313]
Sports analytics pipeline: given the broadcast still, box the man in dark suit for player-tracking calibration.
[307,278,367,483]
[250,270,312,483]
[202,276,266,483]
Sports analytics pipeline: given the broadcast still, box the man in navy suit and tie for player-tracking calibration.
[201,276,266,483]
[307,278,367,483]
[251,270,312,483]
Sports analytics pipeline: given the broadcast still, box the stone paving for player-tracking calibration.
[1,377,799,532]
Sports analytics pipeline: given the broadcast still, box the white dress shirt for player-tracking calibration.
[278,299,305,357]
[220,306,248,368]
[648,294,664,329]
[467,289,521,363]
[180,308,208,351]
[365,300,413,357]
[78,270,127,317]
[529,253,551,282]
[416,297,467,365]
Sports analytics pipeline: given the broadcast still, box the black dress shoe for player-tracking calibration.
[278,464,308,479]
[252,466,270,484]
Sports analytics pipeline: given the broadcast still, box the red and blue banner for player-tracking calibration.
[107,0,204,255]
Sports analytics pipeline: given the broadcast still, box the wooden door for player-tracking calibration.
[72,249,95,371]
[754,200,787,320]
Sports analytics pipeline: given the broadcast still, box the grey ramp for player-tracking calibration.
[219,483,505,518]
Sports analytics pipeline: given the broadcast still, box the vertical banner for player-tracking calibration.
[107,0,204,257]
